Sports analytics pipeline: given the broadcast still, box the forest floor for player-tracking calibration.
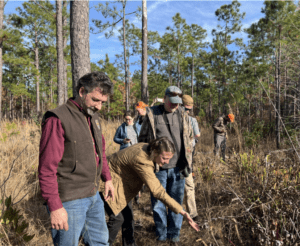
[0,119,300,246]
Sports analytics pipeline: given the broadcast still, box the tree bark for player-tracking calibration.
[35,31,40,114]
[50,65,53,104]
[141,0,148,104]
[177,43,180,88]
[275,25,281,149]
[122,0,129,110]
[63,0,68,103]
[9,92,12,120]
[70,0,91,97]
[0,1,4,120]
[56,0,64,105]
[21,95,23,119]
[191,54,194,98]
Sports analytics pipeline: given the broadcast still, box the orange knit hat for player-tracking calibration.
[136,101,148,109]
[228,114,235,122]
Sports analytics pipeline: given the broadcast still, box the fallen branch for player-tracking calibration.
[232,218,243,244]
[196,238,208,246]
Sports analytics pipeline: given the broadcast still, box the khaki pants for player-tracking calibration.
[184,173,198,218]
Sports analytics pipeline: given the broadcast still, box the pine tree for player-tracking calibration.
[56,0,64,105]
[70,0,91,97]
[92,0,141,110]
[10,0,54,115]
[211,0,245,114]
[141,0,148,103]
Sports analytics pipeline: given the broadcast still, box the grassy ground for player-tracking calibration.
[0,119,299,246]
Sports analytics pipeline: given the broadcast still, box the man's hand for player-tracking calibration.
[104,180,115,202]
[50,207,69,231]
[180,210,199,232]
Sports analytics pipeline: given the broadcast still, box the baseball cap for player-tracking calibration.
[136,101,148,109]
[182,95,193,107]
[165,86,183,104]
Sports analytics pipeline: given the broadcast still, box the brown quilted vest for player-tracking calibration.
[42,100,103,203]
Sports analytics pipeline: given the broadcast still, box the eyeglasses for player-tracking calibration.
[166,92,183,98]
[125,118,133,121]
[184,107,190,111]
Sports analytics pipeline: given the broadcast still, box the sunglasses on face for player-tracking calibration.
[184,107,190,111]
[125,118,133,121]
[166,92,183,98]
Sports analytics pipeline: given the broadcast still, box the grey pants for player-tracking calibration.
[214,134,226,161]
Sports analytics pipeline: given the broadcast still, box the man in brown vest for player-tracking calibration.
[38,71,115,246]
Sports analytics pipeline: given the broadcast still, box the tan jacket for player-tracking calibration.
[100,143,183,215]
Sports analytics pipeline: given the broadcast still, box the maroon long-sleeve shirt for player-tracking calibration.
[38,99,111,212]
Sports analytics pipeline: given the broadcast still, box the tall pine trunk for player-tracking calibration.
[177,44,180,88]
[191,54,194,98]
[63,0,68,103]
[9,92,12,120]
[56,0,64,105]
[122,1,129,110]
[275,26,281,149]
[141,0,148,104]
[21,95,23,119]
[34,37,40,114]
[70,0,91,97]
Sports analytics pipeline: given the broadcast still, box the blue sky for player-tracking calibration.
[5,0,265,74]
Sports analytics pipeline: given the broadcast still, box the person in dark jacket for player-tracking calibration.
[134,101,148,204]
[212,113,234,161]
[134,101,148,136]
[38,71,115,246]
[114,110,139,150]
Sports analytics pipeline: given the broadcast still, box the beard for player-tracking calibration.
[85,107,98,116]
[79,97,98,116]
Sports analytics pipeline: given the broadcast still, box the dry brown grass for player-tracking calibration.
[1,119,300,246]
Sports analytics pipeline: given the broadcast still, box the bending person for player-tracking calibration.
[100,137,199,246]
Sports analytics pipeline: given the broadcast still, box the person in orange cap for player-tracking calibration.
[212,113,234,161]
[135,101,148,136]
[134,101,149,205]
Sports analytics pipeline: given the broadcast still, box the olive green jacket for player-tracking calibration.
[137,105,194,173]
[100,143,183,215]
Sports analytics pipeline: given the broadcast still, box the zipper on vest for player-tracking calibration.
[84,117,98,187]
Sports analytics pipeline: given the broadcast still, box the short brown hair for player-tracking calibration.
[123,110,134,118]
[76,71,114,96]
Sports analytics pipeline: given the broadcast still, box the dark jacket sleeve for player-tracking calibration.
[137,114,151,143]
[114,124,125,145]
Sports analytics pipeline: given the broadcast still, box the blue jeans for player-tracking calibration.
[47,193,109,246]
[150,167,185,242]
